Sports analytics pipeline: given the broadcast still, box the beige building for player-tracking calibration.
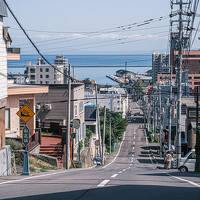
[25,56,68,85]
[5,84,49,138]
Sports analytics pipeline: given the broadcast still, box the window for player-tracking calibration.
[30,68,35,73]
[74,105,78,116]
[40,68,43,72]
[5,109,10,129]
[45,68,49,72]
[46,81,49,84]
[79,101,83,113]
[40,81,43,84]
[40,75,43,78]
[30,75,35,80]
[46,75,49,78]
[188,152,196,159]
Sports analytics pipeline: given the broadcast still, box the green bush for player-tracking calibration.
[6,138,23,151]
[86,129,93,139]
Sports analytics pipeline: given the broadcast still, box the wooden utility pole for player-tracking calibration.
[66,64,71,169]
[102,106,106,165]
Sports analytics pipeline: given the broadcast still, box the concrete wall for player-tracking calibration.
[0,145,12,176]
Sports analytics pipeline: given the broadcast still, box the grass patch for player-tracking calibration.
[29,155,58,172]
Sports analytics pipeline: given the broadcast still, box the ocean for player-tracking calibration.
[8,55,152,85]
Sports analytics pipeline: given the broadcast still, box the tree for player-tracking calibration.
[99,108,128,152]
[83,78,92,87]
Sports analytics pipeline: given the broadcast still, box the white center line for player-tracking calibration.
[97,180,110,187]
[118,171,123,174]
[122,169,126,172]
[111,174,118,178]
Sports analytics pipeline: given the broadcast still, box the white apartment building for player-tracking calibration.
[85,86,128,118]
[26,56,68,84]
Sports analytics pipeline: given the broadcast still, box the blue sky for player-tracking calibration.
[4,0,200,54]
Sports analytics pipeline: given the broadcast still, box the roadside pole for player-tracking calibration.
[102,106,106,165]
[95,85,102,157]
[158,84,162,156]
[109,118,112,154]
[22,125,30,175]
[66,64,71,169]
[195,86,200,172]
[16,104,35,175]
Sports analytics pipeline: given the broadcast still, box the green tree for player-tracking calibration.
[99,109,128,152]
[83,78,92,87]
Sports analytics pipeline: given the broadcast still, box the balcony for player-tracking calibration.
[7,48,20,60]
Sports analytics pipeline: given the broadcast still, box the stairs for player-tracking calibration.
[39,135,64,168]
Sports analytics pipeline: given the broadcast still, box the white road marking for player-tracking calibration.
[122,169,126,172]
[133,147,135,150]
[133,142,135,145]
[0,166,97,186]
[168,175,200,188]
[111,174,118,178]
[118,171,123,174]
[97,180,110,187]
[103,131,126,169]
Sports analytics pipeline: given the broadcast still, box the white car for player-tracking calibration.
[178,149,196,172]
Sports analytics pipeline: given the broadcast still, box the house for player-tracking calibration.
[5,83,49,138]
[85,105,99,158]
[35,83,85,160]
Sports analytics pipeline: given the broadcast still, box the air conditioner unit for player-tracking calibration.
[36,104,41,110]
[44,104,52,111]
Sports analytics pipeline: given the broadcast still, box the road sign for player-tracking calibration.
[22,126,30,146]
[72,119,80,129]
[17,104,35,123]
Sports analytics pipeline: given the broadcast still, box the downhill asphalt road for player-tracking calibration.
[0,102,199,200]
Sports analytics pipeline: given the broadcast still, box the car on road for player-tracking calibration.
[178,149,196,172]
[93,157,102,166]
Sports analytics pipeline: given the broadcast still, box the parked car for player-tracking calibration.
[178,149,196,172]
[93,157,102,166]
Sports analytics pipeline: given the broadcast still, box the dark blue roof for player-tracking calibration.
[0,0,7,17]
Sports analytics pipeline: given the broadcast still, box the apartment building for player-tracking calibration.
[152,53,169,84]
[25,56,68,84]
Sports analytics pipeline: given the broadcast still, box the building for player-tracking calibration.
[36,83,85,147]
[84,105,99,158]
[152,53,169,84]
[8,73,26,84]
[5,84,49,138]
[157,73,200,91]
[25,56,68,85]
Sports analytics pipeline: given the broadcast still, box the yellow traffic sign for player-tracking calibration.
[17,104,35,123]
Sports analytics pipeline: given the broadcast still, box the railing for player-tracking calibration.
[27,128,41,152]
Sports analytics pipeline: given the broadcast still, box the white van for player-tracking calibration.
[178,149,196,172]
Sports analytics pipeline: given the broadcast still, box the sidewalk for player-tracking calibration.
[147,142,200,187]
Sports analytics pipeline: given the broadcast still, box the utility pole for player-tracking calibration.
[176,0,183,167]
[102,106,106,165]
[66,64,71,169]
[195,86,200,171]
[170,0,199,167]
[158,84,162,156]
[109,118,112,154]
[95,84,102,157]
[168,63,173,151]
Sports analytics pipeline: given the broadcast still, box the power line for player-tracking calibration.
[3,0,69,78]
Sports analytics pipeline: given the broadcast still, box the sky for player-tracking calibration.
[3,0,200,55]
